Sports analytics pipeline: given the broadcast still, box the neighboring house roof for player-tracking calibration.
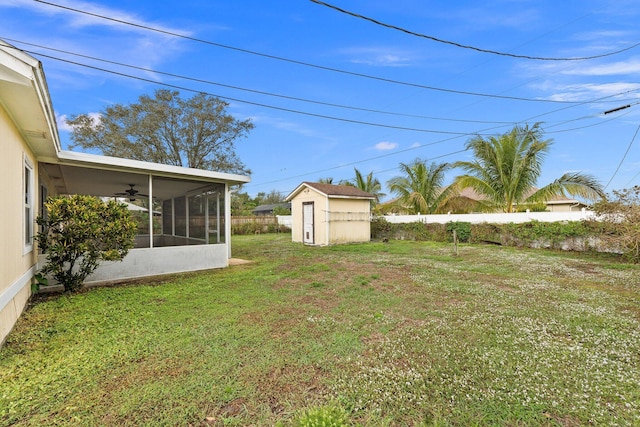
[252,203,291,213]
[456,187,583,205]
[286,182,376,201]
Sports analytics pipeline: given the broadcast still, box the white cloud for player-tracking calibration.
[340,46,415,67]
[546,82,640,102]
[560,59,640,76]
[0,0,191,83]
[374,141,398,150]
[0,0,191,36]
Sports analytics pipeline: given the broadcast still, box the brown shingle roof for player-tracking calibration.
[300,182,376,199]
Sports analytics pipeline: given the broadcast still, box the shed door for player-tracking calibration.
[302,202,314,244]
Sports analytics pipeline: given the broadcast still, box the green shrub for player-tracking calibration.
[446,221,471,242]
[374,216,607,253]
[35,195,137,292]
[370,216,392,238]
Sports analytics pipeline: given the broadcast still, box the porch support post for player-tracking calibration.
[205,193,210,244]
[217,192,221,244]
[148,174,153,248]
[186,193,190,238]
[226,183,231,258]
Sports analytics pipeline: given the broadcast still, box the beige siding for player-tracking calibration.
[291,187,328,245]
[290,185,371,245]
[0,104,37,345]
[327,198,371,244]
[546,203,582,213]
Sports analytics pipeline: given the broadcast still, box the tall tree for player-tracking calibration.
[454,123,605,213]
[254,189,286,206]
[317,177,334,184]
[387,160,454,214]
[66,89,254,175]
[343,168,385,204]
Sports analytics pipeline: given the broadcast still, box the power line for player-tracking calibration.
[605,124,640,190]
[7,45,505,136]
[546,109,634,134]
[310,0,640,61]
[0,37,519,126]
[33,0,581,104]
[248,94,640,190]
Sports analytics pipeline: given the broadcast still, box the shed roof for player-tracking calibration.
[286,182,376,201]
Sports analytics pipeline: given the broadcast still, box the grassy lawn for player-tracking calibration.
[2,234,640,426]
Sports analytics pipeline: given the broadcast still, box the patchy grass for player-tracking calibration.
[2,234,640,426]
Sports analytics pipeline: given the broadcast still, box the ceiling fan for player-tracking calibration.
[115,184,148,201]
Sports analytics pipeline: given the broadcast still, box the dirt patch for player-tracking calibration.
[229,258,253,266]
[564,261,600,275]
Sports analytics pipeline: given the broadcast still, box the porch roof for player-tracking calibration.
[41,150,250,201]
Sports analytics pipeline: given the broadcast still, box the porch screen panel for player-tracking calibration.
[174,196,186,237]
[162,199,172,235]
[188,195,206,241]
[208,184,225,244]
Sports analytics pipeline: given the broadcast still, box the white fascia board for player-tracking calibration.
[0,40,62,155]
[53,150,251,184]
[0,42,39,81]
[285,182,311,201]
[328,195,376,200]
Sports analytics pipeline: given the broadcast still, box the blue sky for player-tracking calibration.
[2,0,640,200]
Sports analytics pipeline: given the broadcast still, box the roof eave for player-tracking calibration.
[50,150,251,184]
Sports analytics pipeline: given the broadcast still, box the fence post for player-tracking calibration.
[453,230,459,257]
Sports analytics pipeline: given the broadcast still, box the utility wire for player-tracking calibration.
[310,0,640,61]
[0,37,519,126]
[605,124,640,189]
[19,39,633,191]
[248,93,640,189]
[34,0,580,104]
[546,108,634,134]
[9,46,501,136]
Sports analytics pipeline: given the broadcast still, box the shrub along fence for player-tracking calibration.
[231,216,291,235]
[371,217,618,254]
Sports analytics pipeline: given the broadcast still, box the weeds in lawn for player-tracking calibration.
[1,234,639,426]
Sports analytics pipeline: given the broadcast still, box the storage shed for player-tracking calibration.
[286,182,375,245]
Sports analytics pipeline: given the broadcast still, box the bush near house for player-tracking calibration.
[36,195,137,292]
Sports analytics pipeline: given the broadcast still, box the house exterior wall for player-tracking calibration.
[0,104,38,345]
[290,187,328,245]
[327,198,371,244]
[546,203,583,213]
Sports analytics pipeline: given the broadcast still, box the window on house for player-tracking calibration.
[24,157,34,252]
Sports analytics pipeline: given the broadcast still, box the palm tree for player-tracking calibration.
[317,177,334,184]
[343,168,385,204]
[387,160,455,214]
[453,123,605,213]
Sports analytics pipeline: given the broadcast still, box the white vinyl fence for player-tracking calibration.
[276,215,293,228]
[381,209,595,225]
[276,210,596,229]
